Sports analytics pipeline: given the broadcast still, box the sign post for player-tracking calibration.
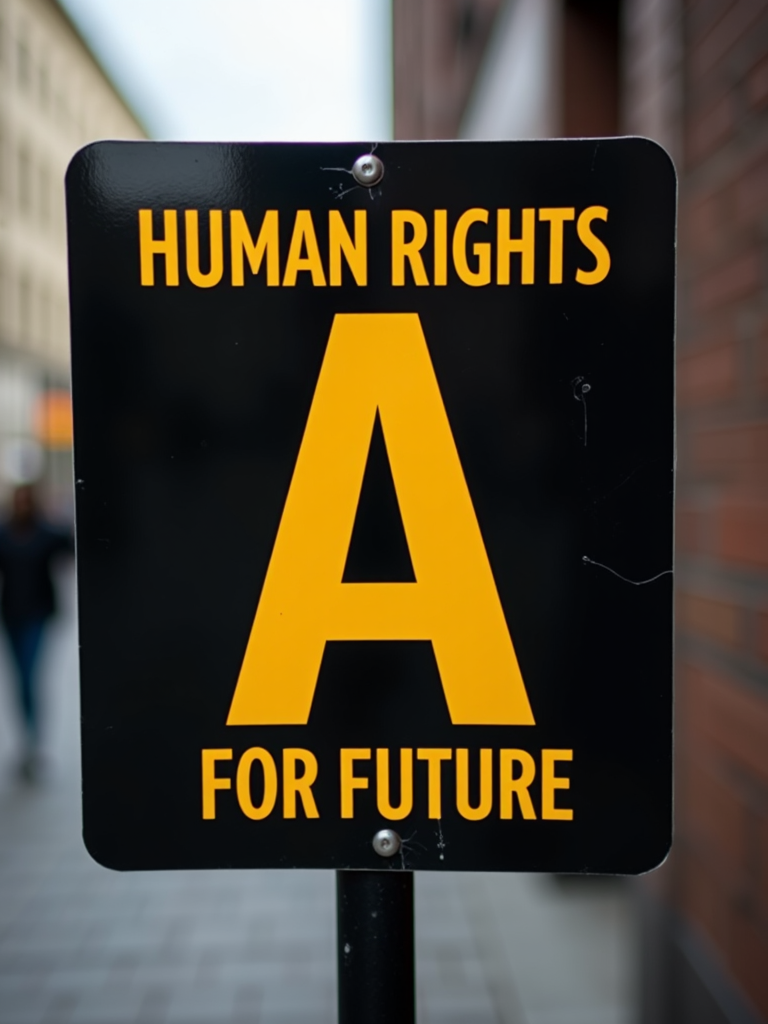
[66,138,676,1020]
[337,868,415,1024]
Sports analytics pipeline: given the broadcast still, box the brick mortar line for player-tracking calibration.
[676,559,768,603]
[675,635,768,697]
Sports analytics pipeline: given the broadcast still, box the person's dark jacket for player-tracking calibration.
[0,521,73,624]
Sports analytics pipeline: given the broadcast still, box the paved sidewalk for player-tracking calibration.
[0,568,635,1024]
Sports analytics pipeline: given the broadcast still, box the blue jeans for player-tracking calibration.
[4,619,46,742]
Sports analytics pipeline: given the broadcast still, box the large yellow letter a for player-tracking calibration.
[227,313,534,726]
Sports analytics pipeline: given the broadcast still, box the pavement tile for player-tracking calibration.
[2,1009,46,1024]
[164,984,238,1023]
[64,986,146,1024]
[0,987,49,1020]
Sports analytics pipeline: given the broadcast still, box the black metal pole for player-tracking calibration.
[336,869,415,1024]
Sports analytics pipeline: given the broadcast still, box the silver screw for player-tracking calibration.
[372,828,401,857]
[351,153,384,188]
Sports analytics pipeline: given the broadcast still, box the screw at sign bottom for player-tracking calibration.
[336,868,415,1024]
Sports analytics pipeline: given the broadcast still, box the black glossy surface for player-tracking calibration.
[337,870,415,1024]
[66,139,675,873]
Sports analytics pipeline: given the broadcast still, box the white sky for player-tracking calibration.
[60,0,392,142]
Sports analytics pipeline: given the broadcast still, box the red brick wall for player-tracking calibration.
[393,0,502,139]
[675,665,768,1011]
[665,0,768,1017]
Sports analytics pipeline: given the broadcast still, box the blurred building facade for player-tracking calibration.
[0,0,144,513]
[393,0,504,139]
[393,1,768,1022]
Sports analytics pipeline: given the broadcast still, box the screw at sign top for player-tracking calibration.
[352,153,384,188]
[372,828,401,857]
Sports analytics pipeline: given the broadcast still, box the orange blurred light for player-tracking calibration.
[35,389,73,448]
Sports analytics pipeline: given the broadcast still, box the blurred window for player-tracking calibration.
[40,286,51,350]
[0,262,6,333]
[39,59,49,109]
[39,162,50,228]
[16,31,31,90]
[19,273,32,343]
[57,296,68,347]
[18,144,32,216]
[58,184,65,240]
[55,88,67,132]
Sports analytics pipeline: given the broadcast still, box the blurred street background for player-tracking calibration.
[0,0,767,1022]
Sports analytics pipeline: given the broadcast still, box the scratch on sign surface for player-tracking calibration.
[330,184,359,200]
[436,820,446,862]
[398,831,422,870]
[320,164,357,201]
[582,555,673,586]
[572,376,591,446]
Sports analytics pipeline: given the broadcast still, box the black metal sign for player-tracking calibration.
[66,139,675,873]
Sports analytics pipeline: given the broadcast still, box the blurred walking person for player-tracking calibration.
[0,485,73,781]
